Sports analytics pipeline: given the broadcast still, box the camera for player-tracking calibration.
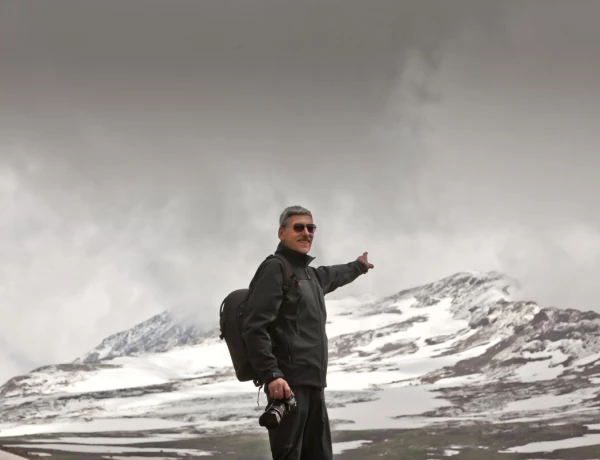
[259,394,297,430]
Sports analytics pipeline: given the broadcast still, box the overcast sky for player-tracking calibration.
[1,1,599,384]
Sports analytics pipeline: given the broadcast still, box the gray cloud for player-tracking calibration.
[1,1,599,384]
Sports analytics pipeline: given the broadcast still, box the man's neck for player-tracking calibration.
[276,241,315,266]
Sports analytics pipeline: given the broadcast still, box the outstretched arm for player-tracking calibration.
[313,252,374,295]
[241,259,286,385]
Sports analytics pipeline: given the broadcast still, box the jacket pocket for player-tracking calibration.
[281,288,303,336]
[273,324,293,364]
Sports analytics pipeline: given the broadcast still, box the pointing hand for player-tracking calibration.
[357,252,374,272]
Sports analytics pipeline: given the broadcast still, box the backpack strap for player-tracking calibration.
[248,254,298,293]
[270,253,298,292]
[247,254,296,396]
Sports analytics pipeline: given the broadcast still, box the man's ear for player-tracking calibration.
[278,227,284,240]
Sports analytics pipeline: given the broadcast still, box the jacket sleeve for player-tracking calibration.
[241,258,286,385]
[313,259,368,295]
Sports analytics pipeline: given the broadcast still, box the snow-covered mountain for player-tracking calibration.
[1,270,599,439]
[73,311,210,364]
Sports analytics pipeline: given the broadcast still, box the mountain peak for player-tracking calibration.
[72,310,212,364]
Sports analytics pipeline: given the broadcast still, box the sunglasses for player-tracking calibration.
[292,223,317,233]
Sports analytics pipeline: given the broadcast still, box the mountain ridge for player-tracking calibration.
[73,270,522,365]
[1,269,599,439]
[72,311,210,364]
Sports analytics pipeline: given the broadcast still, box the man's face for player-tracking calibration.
[278,214,316,254]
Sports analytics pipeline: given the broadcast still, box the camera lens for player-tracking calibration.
[259,410,282,430]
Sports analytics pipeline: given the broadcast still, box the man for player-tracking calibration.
[242,205,374,460]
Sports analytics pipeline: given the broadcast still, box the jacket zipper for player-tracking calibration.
[306,267,326,386]
[285,328,293,363]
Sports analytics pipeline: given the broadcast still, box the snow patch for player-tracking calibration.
[5,444,214,456]
[501,388,598,413]
[329,384,451,430]
[332,440,372,455]
[0,418,188,438]
[21,434,197,445]
[501,433,600,453]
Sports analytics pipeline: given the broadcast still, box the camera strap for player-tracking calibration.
[257,383,264,406]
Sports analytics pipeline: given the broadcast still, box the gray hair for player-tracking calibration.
[279,205,312,227]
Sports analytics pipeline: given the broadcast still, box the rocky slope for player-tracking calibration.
[0,270,599,438]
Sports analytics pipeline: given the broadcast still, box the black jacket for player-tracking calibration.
[241,242,368,388]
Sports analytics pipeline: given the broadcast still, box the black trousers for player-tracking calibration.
[264,385,333,460]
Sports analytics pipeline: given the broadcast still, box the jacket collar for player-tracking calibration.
[275,241,315,267]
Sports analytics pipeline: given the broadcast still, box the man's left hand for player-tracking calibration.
[357,252,374,272]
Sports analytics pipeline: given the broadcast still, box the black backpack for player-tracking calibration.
[219,253,296,387]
